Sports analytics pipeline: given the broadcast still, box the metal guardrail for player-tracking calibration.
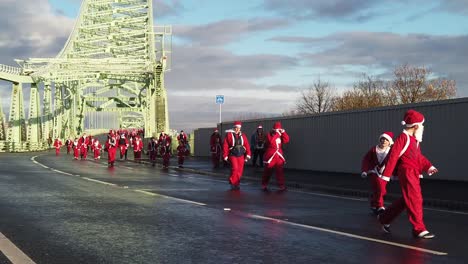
[0,64,22,75]
[0,141,51,152]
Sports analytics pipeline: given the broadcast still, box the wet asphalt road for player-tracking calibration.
[0,151,467,264]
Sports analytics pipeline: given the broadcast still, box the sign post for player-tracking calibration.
[215,95,224,124]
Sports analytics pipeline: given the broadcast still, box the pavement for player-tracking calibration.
[145,155,468,212]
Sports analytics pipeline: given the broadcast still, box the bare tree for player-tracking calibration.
[296,78,335,114]
[389,64,456,104]
[332,74,388,111]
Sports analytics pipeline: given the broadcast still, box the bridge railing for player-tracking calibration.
[0,64,22,75]
[0,141,51,152]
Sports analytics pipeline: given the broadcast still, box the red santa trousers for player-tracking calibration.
[134,151,141,161]
[178,156,185,166]
[162,153,170,167]
[80,147,88,159]
[108,148,116,164]
[55,148,60,156]
[149,151,157,163]
[212,152,220,168]
[119,146,127,158]
[262,156,285,188]
[94,149,100,159]
[228,156,245,187]
[379,167,426,234]
[369,173,388,208]
[73,148,79,159]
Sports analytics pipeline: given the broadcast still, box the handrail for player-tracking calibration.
[0,64,22,75]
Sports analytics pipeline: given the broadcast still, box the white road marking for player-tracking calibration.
[290,189,468,215]
[0,232,36,264]
[248,214,448,256]
[51,169,74,176]
[134,190,206,206]
[82,177,116,186]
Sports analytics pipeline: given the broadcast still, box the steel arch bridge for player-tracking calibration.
[0,0,171,152]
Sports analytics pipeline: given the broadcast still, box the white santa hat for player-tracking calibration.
[379,131,394,145]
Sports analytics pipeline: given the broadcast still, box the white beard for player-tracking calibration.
[414,125,424,142]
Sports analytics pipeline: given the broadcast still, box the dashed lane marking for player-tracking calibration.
[134,190,206,206]
[0,232,36,264]
[81,177,117,186]
[248,214,448,256]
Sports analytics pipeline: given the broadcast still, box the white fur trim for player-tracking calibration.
[403,119,425,127]
[380,134,394,145]
[379,175,391,181]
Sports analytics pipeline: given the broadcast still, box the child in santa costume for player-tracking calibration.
[93,139,102,160]
[177,139,188,168]
[72,138,79,160]
[378,109,438,239]
[223,121,251,190]
[133,136,143,163]
[261,122,290,191]
[159,132,172,169]
[210,128,222,168]
[53,138,63,156]
[147,137,158,167]
[106,130,118,167]
[361,132,394,215]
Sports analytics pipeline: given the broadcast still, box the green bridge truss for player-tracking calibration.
[0,0,171,152]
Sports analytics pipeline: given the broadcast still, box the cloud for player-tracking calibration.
[439,0,468,15]
[272,31,468,95]
[165,43,298,92]
[153,0,185,18]
[176,18,290,46]
[0,0,73,65]
[261,0,379,21]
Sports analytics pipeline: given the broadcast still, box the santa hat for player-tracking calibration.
[379,132,394,145]
[273,122,282,130]
[214,128,219,133]
[257,125,263,129]
[233,121,242,128]
[401,109,425,127]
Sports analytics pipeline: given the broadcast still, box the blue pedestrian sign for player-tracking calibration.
[216,95,224,104]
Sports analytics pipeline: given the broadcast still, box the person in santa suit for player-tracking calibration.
[53,138,63,156]
[147,137,158,166]
[132,135,143,163]
[118,134,129,160]
[106,130,118,167]
[361,132,394,215]
[93,139,102,160]
[378,109,438,239]
[250,125,266,167]
[261,122,290,192]
[72,138,79,160]
[159,131,172,169]
[176,139,188,168]
[78,133,90,160]
[222,121,251,190]
[210,128,222,168]
[65,138,72,154]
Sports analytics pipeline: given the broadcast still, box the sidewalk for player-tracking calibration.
[161,156,468,211]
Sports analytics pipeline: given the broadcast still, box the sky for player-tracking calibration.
[1,0,468,132]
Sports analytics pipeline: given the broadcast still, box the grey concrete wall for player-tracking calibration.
[193,127,217,157]
[193,98,468,181]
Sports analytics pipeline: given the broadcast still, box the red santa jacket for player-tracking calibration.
[222,130,251,160]
[263,130,290,164]
[93,141,102,151]
[382,130,433,178]
[133,138,143,152]
[361,145,391,180]
[78,136,89,150]
[210,133,222,153]
[177,144,188,157]
[53,139,62,149]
